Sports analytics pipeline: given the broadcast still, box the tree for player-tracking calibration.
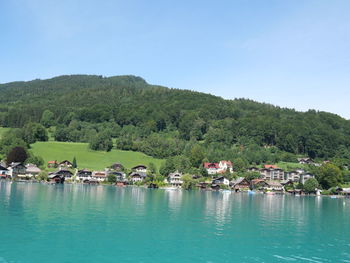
[107,173,116,183]
[7,147,28,165]
[23,122,48,144]
[0,130,28,156]
[26,154,44,167]
[316,163,343,189]
[41,110,55,128]
[303,178,319,193]
[72,157,77,168]
[189,144,205,168]
[89,132,113,151]
[148,162,156,175]
[182,174,197,190]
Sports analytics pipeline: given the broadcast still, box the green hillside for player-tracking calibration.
[30,141,164,171]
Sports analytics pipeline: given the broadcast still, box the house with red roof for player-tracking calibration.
[264,165,278,169]
[203,162,219,175]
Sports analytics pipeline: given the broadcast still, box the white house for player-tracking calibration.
[0,165,9,179]
[204,163,219,175]
[132,165,147,173]
[212,176,230,186]
[129,172,147,183]
[167,171,183,187]
[8,163,26,179]
[218,160,233,173]
[92,171,107,182]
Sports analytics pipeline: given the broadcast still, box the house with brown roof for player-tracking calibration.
[230,177,250,192]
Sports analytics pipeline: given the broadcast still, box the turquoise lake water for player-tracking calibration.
[0,181,349,263]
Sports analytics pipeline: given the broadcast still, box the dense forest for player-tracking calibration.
[1,74,350,171]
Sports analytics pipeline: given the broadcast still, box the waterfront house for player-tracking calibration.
[76,169,92,181]
[0,165,9,179]
[25,164,41,178]
[55,169,74,179]
[265,181,284,192]
[212,176,230,186]
[8,163,26,179]
[218,160,233,173]
[132,165,147,173]
[285,170,300,182]
[108,170,126,182]
[230,177,250,192]
[48,173,65,184]
[167,171,183,187]
[92,171,107,182]
[47,160,58,168]
[129,172,147,182]
[59,160,73,168]
[204,162,219,175]
[251,179,267,190]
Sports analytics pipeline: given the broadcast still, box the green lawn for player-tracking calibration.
[0,127,10,138]
[30,141,165,171]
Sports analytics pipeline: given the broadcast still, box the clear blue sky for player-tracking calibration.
[1,0,350,118]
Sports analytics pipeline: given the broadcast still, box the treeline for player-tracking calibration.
[1,75,350,161]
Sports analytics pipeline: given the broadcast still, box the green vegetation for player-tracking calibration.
[30,141,164,171]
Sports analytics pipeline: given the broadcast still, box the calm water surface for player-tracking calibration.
[0,181,349,262]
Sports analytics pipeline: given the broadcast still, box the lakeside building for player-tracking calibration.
[230,177,250,192]
[76,169,92,181]
[129,172,147,182]
[167,171,183,187]
[25,164,41,178]
[92,171,107,182]
[8,163,26,179]
[0,165,9,179]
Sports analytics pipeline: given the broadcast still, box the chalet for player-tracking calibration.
[83,178,99,185]
[8,163,26,178]
[76,169,92,181]
[55,169,74,178]
[110,163,124,171]
[265,181,284,192]
[48,160,58,168]
[25,164,41,177]
[167,171,183,187]
[48,174,65,184]
[59,160,73,168]
[0,165,9,179]
[108,170,126,182]
[251,179,267,190]
[218,160,233,173]
[129,172,147,182]
[339,188,350,196]
[132,165,147,173]
[230,177,250,192]
[92,171,107,182]
[212,176,230,186]
[204,162,219,175]
[298,158,313,165]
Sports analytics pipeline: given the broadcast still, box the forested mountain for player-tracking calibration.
[1,74,350,164]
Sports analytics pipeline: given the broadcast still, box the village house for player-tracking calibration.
[110,163,124,171]
[212,176,230,186]
[129,172,147,183]
[25,164,41,178]
[47,160,58,168]
[251,179,267,190]
[132,165,147,173]
[298,158,314,165]
[0,165,9,179]
[167,171,183,187]
[204,162,219,175]
[108,170,126,182]
[230,177,250,192]
[265,181,284,192]
[92,171,107,182]
[76,169,92,181]
[285,170,301,182]
[54,169,74,179]
[59,160,73,169]
[48,173,65,184]
[218,160,233,173]
[8,163,26,179]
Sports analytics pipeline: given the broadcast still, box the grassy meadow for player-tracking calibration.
[30,141,164,171]
[0,127,10,138]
